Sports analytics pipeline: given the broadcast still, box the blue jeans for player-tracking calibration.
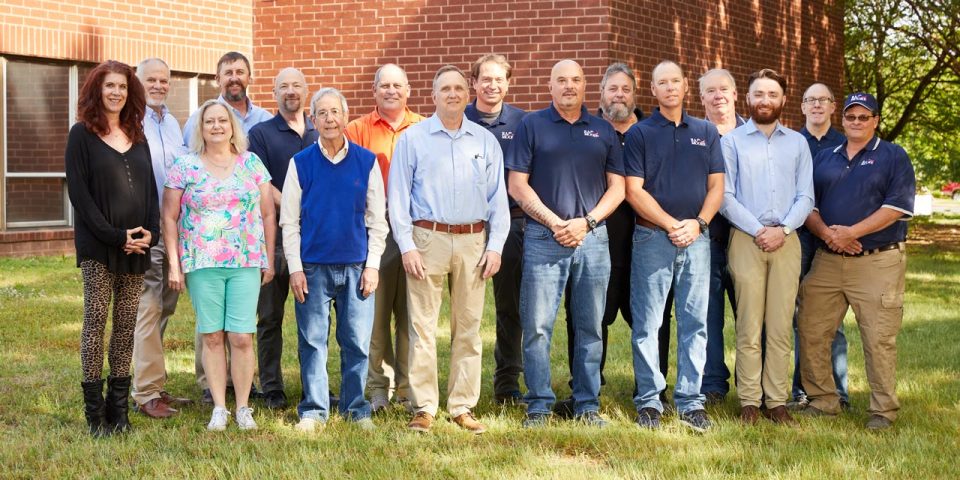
[630,226,709,414]
[701,237,735,395]
[793,228,849,402]
[295,263,375,421]
[521,223,610,416]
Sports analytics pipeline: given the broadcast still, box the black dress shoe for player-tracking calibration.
[552,397,575,419]
[263,390,288,410]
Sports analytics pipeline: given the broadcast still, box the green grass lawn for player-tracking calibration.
[1,218,958,479]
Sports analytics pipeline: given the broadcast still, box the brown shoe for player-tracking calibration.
[763,405,798,426]
[407,411,434,432]
[159,391,193,407]
[139,398,177,418]
[740,405,760,425]
[452,412,487,434]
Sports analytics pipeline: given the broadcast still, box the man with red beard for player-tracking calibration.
[720,69,813,426]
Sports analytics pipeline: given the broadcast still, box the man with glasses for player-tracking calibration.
[797,93,914,430]
[791,83,849,411]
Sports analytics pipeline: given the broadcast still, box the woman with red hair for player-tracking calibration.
[65,60,159,437]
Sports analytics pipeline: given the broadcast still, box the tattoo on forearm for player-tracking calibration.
[519,198,562,227]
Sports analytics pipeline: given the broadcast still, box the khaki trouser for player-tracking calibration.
[728,228,801,408]
[367,233,411,400]
[799,247,905,420]
[406,226,486,417]
[132,236,180,405]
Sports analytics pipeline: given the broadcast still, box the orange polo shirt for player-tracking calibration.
[345,107,425,192]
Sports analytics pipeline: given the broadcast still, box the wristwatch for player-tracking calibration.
[781,224,792,236]
[584,214,598,231]
[696,216,709,234]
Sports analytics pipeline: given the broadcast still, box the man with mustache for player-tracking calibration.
[720,69,813,426]
[247,68,319,410]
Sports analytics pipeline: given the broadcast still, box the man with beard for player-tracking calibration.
[247,68,319,410]
[790,83,849,410]
[182,51,273,148]
[131,58,192,419]
[720,69,813,426]
[463,54,528,405]
[696,68,744,403]
[625,61,723,432]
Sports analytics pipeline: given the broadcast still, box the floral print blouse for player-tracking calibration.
[165,151,272,273]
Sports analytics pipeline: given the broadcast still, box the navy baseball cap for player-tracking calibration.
[843,92,879,114]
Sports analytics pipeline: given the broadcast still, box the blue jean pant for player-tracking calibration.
[793,228,849,401]
[630,226,709,414]
[295,263,375,422]
[521,223,610,416]
[701,237,736,395]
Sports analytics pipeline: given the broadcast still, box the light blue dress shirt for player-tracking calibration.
[142,105,185,206]
[720,119,814,236]
[387,113,510,254]
[181,95,273,150]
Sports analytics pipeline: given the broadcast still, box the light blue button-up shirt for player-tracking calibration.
[387,113,510,254]
[182,95,273,150]
[720,119,814,236]
[143,105,185,206]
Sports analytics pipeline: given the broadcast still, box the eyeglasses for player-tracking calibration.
[802,97,834,105]
[843,114,876,123]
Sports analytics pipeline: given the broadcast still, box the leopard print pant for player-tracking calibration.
[79,260,144,382]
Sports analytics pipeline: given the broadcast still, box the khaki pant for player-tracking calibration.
[406,226,486,417]
[367,233,411,400]
[798,247,905,420]
[132,236,180,405]
[728,228,800,408]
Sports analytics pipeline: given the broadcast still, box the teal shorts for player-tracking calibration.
[186,267,261,334]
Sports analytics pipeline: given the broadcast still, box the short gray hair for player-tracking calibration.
[136,58,170,79]
[432,65,468,93]
[600,62,636,93]
[698,68,737,95]
[310,87,349,117]
[373,63,409,89]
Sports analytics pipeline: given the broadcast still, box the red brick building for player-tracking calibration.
[0,0,843,256]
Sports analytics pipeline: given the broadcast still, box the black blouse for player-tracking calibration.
[65,123,159,274]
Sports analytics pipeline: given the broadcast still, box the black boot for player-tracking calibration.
[105,376,132,434]
[81,379,107,437]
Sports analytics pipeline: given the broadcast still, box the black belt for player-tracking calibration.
[510,207,524,219]
[822,242,904,258]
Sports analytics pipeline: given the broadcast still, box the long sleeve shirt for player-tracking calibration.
[720,119,814,236]
[142,105,185,207]
[387,114,510,255]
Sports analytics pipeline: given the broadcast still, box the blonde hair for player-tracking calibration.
[190,99,248,155]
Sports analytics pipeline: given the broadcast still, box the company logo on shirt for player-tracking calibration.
[860,158,875,166]
[690,138,706,147]
[583,129,600,138]
[501,131,514,140]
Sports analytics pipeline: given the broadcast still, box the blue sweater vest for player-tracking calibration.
[293,142,376,265]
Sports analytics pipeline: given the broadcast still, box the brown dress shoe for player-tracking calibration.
[140,398,177,419]
[740,405,760,425]
[407,411,434,432]
[159,391,193,407]
[452,412,487,434]
[763,405,798,426]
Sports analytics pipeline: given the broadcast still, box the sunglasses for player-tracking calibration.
[843,114,876,123]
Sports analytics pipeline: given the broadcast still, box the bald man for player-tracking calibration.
[247,67,320,410]
[507,60,625,428]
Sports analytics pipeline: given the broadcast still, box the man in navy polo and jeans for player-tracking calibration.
[798,93,914,430]
[280,87,388,432]
[247,67,319,410]
[625,61,724,432]
[507,59,625,428]
[464,54,527,405]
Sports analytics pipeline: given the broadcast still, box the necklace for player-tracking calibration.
[203,154,233,170]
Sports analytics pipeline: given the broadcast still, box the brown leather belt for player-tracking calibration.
[510,206,525,219]
[635,217,660,230]
[413,220,485,234]
[823,242,904,258]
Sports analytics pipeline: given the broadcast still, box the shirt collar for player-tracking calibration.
[649,107,689,127]
[833,135,881,156]
[146,105,169,122]
[426,113,475,137]
[467,101,506,126]
[216,95,257,119]
[548,104,590,124]
[744,118,787,136]
[372,106,418,130]
[273,112,316,133]
[317,134,350,161]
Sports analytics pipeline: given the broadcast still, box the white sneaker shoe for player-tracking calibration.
[295,417,323,433]
[207,406,230,431]
[236,406,257,430]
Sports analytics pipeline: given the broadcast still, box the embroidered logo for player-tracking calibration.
[501,131,514,140]
[860,158,875,166]
[690,138,706,147]
[583,129,600,138]
[850,93,869,102]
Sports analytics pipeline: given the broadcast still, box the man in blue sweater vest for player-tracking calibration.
[279,87,389,433]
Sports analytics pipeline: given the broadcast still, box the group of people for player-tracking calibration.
[65,49,914,437]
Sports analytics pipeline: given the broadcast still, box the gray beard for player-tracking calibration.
[603,103,632,122]
[225,91,246,103]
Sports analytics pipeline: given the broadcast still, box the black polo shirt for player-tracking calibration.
[507,104,624,225]
[813,136,915,250]
[800,126,846,157]
[623,108,724,221]
[248,112,319,191]
[466,101,527,209]
[596,107,644,267]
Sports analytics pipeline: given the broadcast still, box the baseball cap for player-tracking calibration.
[843,92,879,114]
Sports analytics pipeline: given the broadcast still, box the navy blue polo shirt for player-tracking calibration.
[466,101,526,209]
[247,113,319,191]
[813,135,915,250]
[507,104,624,224]
[800,126,846,157]
[623,108,724,221]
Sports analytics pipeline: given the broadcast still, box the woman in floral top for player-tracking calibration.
[162,99,276,432]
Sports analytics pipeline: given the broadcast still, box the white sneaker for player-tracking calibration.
[370,394,389,413]
[295,417,323,433]
[236,406,257,430]
[207,406,230,431]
